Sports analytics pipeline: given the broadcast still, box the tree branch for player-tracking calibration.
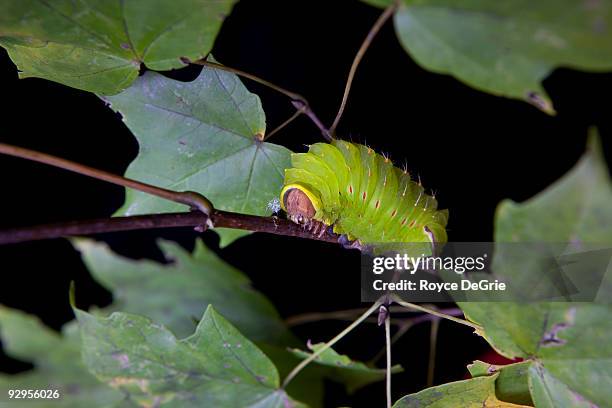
[0,210,343,246]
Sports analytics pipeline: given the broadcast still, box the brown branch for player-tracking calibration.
[0,143,213,216]
[188,58,333,142]
[0,210,342,246]
[329,0,399,136]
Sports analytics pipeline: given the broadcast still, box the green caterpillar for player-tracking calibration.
[279,140,448,249]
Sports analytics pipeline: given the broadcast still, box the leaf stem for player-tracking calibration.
[427,317,440,387]
[191,59,304,102]
[0,143,214,218]
[263,109,303,141]
[392,296,482,331]
[384,307,392,408]
[286,307,375,326]
[281,299,383,389]
[329,0,399,136]
[189,59,332,142]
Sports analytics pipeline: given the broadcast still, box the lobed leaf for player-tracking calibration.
[73,304,303,407]
[74,238,292,344]
[0,307,124,407]
[103,62,292,246]
[459,132,612,407]
[0,0,236,94]
[364,0,612,113]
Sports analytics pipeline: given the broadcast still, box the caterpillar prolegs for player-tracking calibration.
[279,140,448,251]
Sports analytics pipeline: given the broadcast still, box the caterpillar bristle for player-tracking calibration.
[414,191,423,206]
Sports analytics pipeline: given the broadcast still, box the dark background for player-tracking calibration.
[0,0,610,406]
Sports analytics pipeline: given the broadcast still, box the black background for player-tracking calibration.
[0,0,611,406]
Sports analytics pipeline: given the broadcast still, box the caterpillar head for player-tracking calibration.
[280,183,321,225]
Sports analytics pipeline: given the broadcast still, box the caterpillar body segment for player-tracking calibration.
[307,143,350,196]
[290,153,342,212]
[280,140,448,248]
[334,140,362,200]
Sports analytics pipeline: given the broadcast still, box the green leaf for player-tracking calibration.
[0,0,236,94]
[467,360,533,406]
[74,304,303,408]
[289,342,403,393]
[0,307,124,407]
[459,132,612,407]
[74,239,355,408]
[74,238,293,344]
[393,375,531,407]
[375,0,612,113]
[528,362,596,408]
[103,63,291,246]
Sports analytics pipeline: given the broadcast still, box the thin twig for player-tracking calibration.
[392,296,482,331]
[286,306,463,327]
[328,0,399,136]
[189,59,332,142]
[427,317,440,387]
[282,299,383,388]
[384,307,393,408]
[190,59,305,102]
[0,143,213,217]
[0,210,343,245]
[286,308,374,326]
[264,109,303,141]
